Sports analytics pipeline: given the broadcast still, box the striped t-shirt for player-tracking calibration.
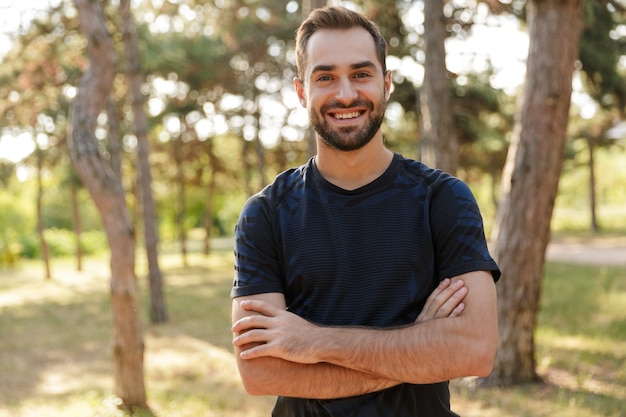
[232,153,500,417]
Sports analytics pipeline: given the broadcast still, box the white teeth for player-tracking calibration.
[334,112,360,120]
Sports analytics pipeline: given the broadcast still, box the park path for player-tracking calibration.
[546,236,626,267]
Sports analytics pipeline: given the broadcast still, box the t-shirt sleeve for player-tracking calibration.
[231,195,285,298]
[429,176,501,282]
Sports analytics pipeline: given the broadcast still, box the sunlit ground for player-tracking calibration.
[0,243,624,417]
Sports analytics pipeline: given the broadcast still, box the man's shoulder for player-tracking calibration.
[394,154,458,188]
[242,160,312,213]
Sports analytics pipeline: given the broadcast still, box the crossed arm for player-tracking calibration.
[231,271,497,399]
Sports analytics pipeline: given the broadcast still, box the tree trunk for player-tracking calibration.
[70,181,83,272]
[254,120,267,190]
[173,132,188,267]
[203,172,216,256]
[203,140,219,256]
[485,0,585,386]
[70,0,147,409]
[120,0,167,323]
[586,136,599,233]
[107,98,123,181]
[35,146,51,280]
[419,0,457,175]
[241,138,255,197]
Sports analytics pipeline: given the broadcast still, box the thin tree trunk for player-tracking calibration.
[254,137,266,190]
[173,133,188,267]
[485,0,585,386]
[203,171,216,256]
[203,140,219,256]
[107,98,123,181]
[587,136,599,233]
[70,0,147,409]
[70,181,83,272]
[241,138,255,196]
[419,0,457,175]
[35,146,51,280]
[120,0,167,323]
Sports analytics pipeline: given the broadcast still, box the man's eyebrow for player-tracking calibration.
[310,61,378,75]
[311,64,336,74]
[350,60,377,70]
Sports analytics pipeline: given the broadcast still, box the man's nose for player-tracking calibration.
[335,77,358,103]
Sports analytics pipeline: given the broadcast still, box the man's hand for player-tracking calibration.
[232,299,323,363]
[232,278,468,363]
[416,278,467,322]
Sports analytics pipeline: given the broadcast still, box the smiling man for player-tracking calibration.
[231,6,501,417]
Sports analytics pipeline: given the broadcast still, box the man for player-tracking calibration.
[231,6,500,417]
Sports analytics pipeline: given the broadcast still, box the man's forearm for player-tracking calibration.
[234,272,497,385]
[317,316,492,384]
[315,273,497,383]
[235,355,400,398]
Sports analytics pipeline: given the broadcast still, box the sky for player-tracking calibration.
[0,1,532,164]
[0,0,61,163]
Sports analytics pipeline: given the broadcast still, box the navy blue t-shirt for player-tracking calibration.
[232,153,500,416]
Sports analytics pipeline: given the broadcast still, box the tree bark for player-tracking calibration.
[485,0,585,386]
[120,0,167,323]
[419,0,457,175]
[203,140,219,256]
[35,145,51,280]
[173,131,189,267]
[70,181,83,272]
[586,135,599,233]
[70,0,147,409]
[107,98,123,181]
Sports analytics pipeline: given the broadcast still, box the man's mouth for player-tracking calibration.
[331,111,363,120]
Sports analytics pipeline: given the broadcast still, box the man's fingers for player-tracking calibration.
[232,314,268,333]
[239,299,279,316]
[417,279,467,322]
[232,328,269,347]
[449,302,465,318]
[435,285,467,318]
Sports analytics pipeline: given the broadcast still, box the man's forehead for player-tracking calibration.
[304,27,381,73]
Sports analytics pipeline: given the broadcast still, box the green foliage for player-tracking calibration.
[579,2,626,109]
[0,182,35,265]
[0,0,624,268]
[42,228,107,257]
[213,191,248,236]
[554,142,626,234]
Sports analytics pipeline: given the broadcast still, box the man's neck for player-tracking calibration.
[314,138,394,191]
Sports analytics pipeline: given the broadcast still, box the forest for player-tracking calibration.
[0,0,625,415]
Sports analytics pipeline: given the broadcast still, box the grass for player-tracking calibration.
[450,260,626,417]
[0,242,625,416]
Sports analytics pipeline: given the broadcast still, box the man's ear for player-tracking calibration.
[293,77,307,107]
[384,70,392,101]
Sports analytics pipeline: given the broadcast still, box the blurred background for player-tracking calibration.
[0,1,624,416]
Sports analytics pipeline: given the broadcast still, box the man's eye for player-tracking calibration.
[317,75,333,82]
[354,72,371,79]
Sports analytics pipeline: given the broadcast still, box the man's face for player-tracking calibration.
[295,27,391,152]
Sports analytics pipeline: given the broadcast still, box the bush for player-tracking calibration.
[44,228,76,257]
[80,229,108,255]
[18,234,40,259]
[19,228,108,259]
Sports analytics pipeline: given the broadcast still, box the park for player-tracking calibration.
[1,1,626,416]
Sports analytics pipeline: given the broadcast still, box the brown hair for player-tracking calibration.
[295,6,388,81]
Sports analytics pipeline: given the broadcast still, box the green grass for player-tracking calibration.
[449,260,626,417]
[0,246,625,416]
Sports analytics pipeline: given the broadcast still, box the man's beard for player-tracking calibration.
[310,95,386,152]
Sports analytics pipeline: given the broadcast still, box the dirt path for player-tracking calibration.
[546,236,626,267]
